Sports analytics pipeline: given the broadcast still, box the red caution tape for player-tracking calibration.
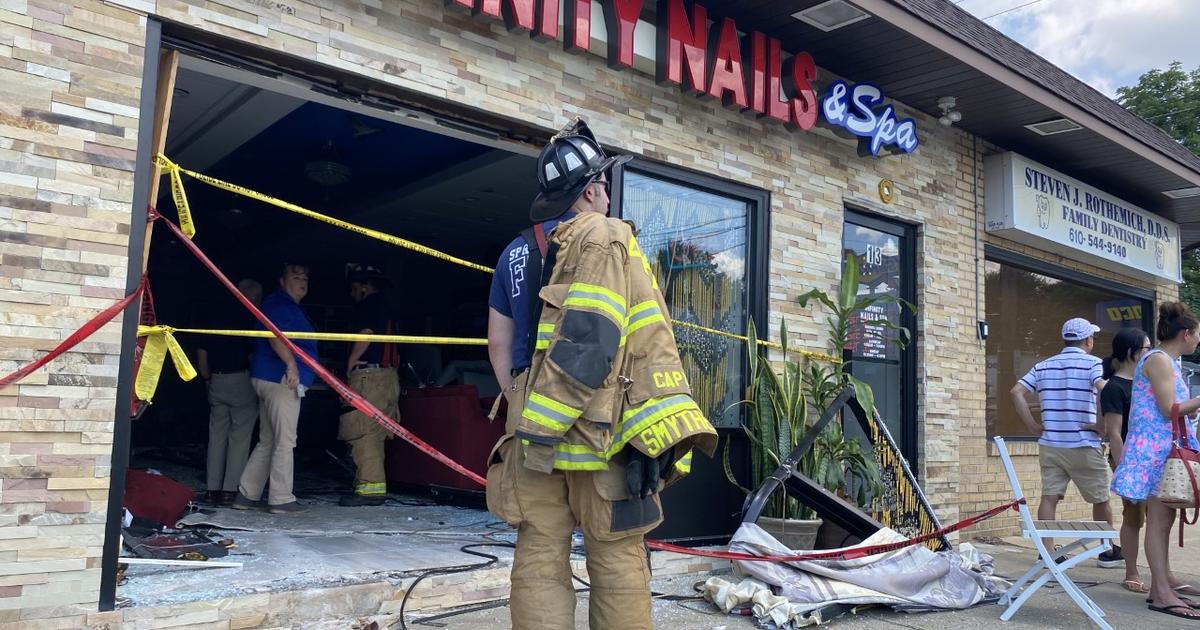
[645,498,1024,562]
[0,281,145,390]
[3,217,1026,567]
[0,209,1018,569]
[157,216,488,487]
[0,210,1040,568]
[163,212,1029,564]
[130,278,158,416]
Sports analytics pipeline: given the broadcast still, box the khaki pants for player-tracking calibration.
[338,367,399,496]
[495,373,660,629]
[239,378,301,505]
[206,371,258,492]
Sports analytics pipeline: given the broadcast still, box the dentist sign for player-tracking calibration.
[821,80,920,157]
[985,152,1181,283]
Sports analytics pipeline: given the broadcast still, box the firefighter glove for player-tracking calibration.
[625,447,673,498]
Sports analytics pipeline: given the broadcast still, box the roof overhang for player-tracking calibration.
[701,0,1200,250]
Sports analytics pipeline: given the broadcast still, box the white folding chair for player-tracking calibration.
[993,437,1117,630]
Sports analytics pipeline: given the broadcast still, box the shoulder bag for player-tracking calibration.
[1156,403,1200,545]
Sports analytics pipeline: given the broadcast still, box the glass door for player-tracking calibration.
[842,211,918,465]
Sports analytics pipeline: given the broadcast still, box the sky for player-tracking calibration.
[957,0,1200,98]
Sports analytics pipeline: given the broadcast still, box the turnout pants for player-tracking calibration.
[205,371,258,492]
[490,372,662,630]
[239,378,301,505]
[338,367,399,496]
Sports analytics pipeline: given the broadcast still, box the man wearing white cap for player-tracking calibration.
[1010,317,1116,563]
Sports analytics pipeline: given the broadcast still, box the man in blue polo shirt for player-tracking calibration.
[234,263,318,514]
[1011,317,1115,562]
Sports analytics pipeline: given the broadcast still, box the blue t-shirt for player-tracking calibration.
[250,290,319,387]
[488,215,571,371]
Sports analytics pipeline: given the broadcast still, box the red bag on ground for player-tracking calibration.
[124,469,195,528]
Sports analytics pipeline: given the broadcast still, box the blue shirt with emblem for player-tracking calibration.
[250,290,319,387]
[488,215,572,371]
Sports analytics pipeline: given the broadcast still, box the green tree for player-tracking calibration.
[1118,63,1200,336]
[1183,249,1200,312]
[1117,61,1200,154]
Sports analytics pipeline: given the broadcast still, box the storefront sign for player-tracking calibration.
[447,0,916,154]
[821,81,920,156]
[985,152,1181,283]
[656,0,818,130]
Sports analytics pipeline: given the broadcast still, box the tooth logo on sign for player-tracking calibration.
[821,80,920,157]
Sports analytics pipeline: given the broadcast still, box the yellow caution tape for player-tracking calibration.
[135,325,198,402]
[672,320,841,363]
[141,324,838,362]
[155,154,493,274]
[139,326,488,346]
[162,156,195,239]
[151,155,840,364]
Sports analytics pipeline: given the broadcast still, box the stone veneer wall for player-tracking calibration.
[0,0,144,625]
[0,0,1182,624]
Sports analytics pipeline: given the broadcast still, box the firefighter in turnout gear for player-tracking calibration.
[338,264,400,507]
[486,118,718,630]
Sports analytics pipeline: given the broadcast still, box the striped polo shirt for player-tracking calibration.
[1018,346,1104,449]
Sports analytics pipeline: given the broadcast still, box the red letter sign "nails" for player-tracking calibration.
[454,0,847,144]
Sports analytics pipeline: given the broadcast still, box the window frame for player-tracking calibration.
[611,158,769,428]
[984,244,1156,441]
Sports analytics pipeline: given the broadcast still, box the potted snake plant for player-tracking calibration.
[726,253,902,549]
[724,319,881,549]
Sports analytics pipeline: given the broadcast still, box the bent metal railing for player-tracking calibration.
[741,386,950,551]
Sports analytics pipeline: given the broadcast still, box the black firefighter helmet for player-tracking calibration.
[529,117,631,222]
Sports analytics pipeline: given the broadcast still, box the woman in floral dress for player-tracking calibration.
[1111,301,1200,621]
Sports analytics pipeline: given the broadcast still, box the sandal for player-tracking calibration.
[1124,579,1150,593]
[1178,585,1200,597]
[1147,596,1200,610]
[1148,604,1200,620]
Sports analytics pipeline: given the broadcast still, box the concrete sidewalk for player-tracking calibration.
[311,532,1200,629]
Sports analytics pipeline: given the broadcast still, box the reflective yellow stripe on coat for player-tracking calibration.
[628,237,658,289]
[521,439,610,471]
[535,323,554,350]
[607,394,703,458]
[553,442,609,471]
[624,301,665,337]
[563,282,627,323]
[674,449,693,474]
[522,391,583,433]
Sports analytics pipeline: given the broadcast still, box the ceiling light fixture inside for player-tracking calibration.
[305,139,352,187]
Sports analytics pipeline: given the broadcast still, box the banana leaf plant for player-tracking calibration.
[797,253,914,416]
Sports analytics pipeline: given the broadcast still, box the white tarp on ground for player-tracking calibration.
[702,524,1008,628]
